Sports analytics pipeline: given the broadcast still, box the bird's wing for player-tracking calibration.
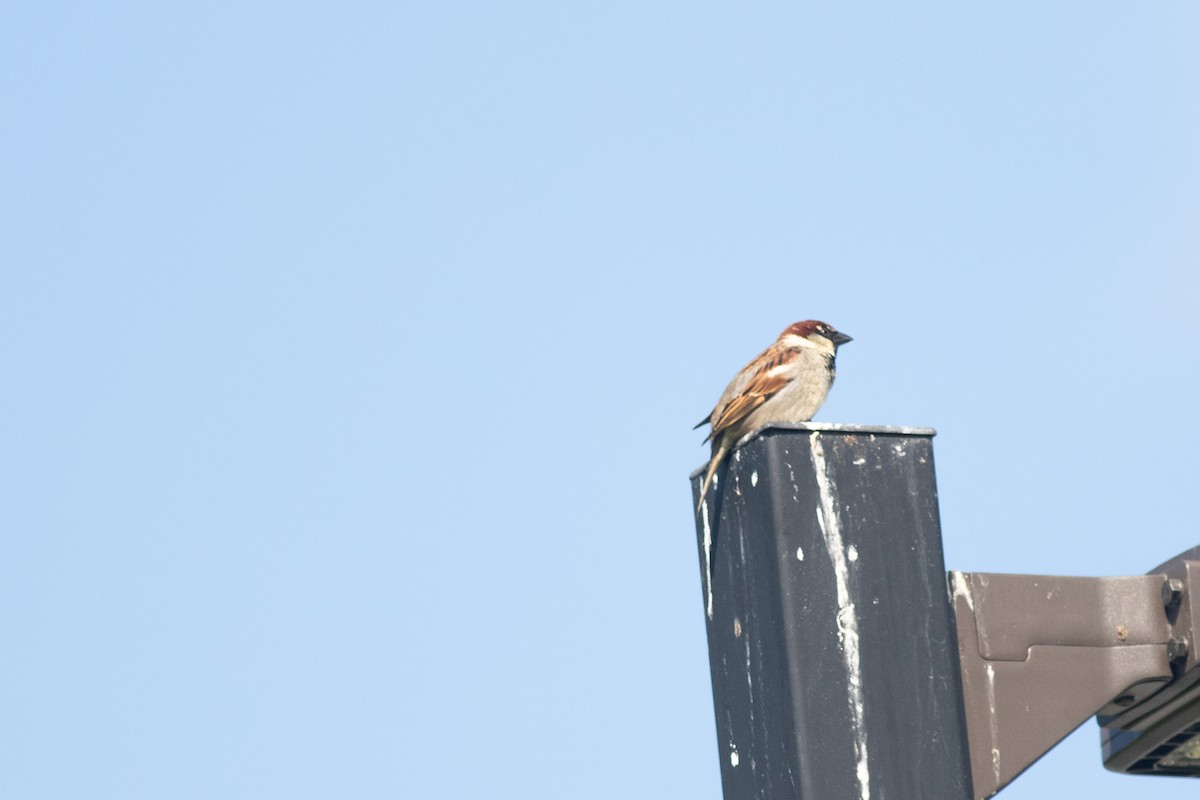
[706,345,796,441]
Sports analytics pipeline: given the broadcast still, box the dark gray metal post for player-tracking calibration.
[691,423,973,800]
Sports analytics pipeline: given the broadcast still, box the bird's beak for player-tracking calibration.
[831,331,853,346]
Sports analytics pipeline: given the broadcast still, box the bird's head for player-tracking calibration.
[782,320,853,352]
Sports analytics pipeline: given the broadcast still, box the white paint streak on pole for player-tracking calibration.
[810,432,871,800]
[986,662,1001,785]
[701,499,713,620]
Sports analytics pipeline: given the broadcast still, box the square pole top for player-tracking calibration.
[689,422,938,480]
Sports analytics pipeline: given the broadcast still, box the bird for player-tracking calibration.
[695,320,852,513]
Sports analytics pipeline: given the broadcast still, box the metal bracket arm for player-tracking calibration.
[950,571,1174,799]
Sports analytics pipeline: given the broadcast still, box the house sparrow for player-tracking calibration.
[695,320,852,513]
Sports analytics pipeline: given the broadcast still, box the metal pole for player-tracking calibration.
[691,423,973,800]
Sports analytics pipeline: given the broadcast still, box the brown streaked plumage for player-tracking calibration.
[696,320,852,514]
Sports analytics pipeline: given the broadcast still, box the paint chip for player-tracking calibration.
[751,470,758,487]
[951,572,974,611]
[730,750,740,767]
[796,546,805,561]
[848,545,858,562]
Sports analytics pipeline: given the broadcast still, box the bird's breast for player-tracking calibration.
[745,357,833,428]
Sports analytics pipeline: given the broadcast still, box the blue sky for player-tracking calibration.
[3,2,1198,798]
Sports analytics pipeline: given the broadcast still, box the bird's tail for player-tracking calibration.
[696,440,729,515]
